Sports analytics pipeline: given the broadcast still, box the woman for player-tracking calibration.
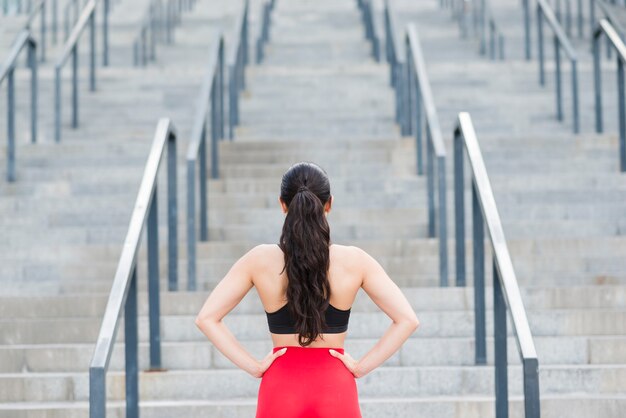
[195,161,420,417]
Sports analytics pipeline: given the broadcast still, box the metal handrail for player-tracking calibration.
[89,118,179,418]
[186,32,225,291]
[453,112,540,418]
[591,0,626,40]
[456,0,505,60]
[593,0,626,60]
[537,0,580,133]
[593,18,626,171]
[63,0,83,41]
[256,0,275,63]
[357,0,381,61]
[227,0,249,139]
[133,0,162,66]
[165,0,186,44]
[0,29,37,182]
[383,3,448,285]
[404,23,449,286]
[552,0,575,37]
[383,0,403,118]
[62,0,109,64]
[54,0,97,142]
[479,0,505,60]
[22,0,47,60]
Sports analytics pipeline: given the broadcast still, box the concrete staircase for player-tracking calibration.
[0,0,625,417]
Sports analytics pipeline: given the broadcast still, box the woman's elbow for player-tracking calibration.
[195,314,216,330]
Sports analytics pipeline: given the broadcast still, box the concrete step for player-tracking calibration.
[2,334,625,373]
[1,395,624,418]
[2,308,626,345]
[1,364,625,402]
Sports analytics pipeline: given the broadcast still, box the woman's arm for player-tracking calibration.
[194,245,265,377]
[349,246,420,378]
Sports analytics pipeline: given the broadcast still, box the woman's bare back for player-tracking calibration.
[253,243,363,348]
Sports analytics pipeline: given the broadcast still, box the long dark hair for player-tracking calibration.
[278,161,332,346]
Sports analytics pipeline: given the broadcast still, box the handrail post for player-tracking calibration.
[167,130,178,291]
[218,42,225,140]
[426,130,435,237]
[401,47,410,135]
[555,36,562,121]
[89,13,95,91]
[493,260,509,418]
[40,1,46,61]
[523,357,541,417]
[453,128,465,287]
[619,58,626,171]
[55,66,61,142]
[538,6,545,85]
[415,78,423,175]
[572,58,579,133]
[72,45,78,128]
[53,0,58,44]
[576,0,583,38]
[437,156,448,286]
[211,77,220,179]
[472,182,486,364]
[229,63,236,139]
[7,68,15,182]
[187,151,198,291]
[594,30,603,133]
[406,52,415,136]
[103,0,109,66]
[29,38,37,145]
[524,0,531,59]
[147,187,162,369]
[124,267,139,418]
[199,125,208,241]
[89,366,105,418]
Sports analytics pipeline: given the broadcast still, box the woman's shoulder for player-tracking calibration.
[245,243,369,261]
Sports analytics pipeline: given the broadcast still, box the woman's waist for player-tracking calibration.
[272,345,344,355]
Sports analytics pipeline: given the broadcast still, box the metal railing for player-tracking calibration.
[456,0,505,60]
[537,0,580,133]
[89,118,179,418]
[552,0,576,38]
[228,0,249,139]
[357,0,381,61]
[54,0,97,142]
[384,2,448,285]
[478,0,505,60]
[62,0,110,65]
[592,0,626,60]
[593,18,626,171]
[22,0,47,61]
[63,0,85,41]
[0,29,37,182]
[256,0,275,63]
[453,112,540,418]
[383,0,404,124]
[164,0,189,44]
[133,0,162,66]
[402,23,449,286]
[186,32,225,291]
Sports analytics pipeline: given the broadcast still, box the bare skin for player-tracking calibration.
[195,194,420,379]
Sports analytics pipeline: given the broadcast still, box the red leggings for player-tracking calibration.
[256,346,362,418]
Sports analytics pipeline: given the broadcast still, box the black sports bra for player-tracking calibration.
[265,302,351,334]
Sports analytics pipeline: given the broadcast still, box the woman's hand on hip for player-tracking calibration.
[329,349,363,378]
[253,347,288,378]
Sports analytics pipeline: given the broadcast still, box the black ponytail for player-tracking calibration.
[278,161,332,346]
